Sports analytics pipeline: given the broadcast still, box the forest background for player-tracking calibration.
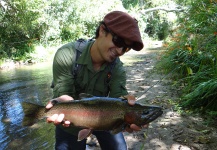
[0,0,217,123]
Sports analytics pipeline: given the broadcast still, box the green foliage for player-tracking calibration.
[182,78,217,111]
[128,0,176,40]
[0,0,41,59]
[145,15,171,40]
[158,0,217,113]
[0,0,124,61]
[0,0,180,62]
[122,0,140,9]
[38,0,124,44]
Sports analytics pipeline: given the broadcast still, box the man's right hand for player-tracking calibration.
[46,95,74,127]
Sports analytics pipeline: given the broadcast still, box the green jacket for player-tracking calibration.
[52,40,128,135]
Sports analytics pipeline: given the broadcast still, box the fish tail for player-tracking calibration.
[22,102,44,126]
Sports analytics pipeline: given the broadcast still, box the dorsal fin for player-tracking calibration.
[79,93,94,99]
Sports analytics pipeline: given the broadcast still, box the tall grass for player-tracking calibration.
[182,78,217,111]
[158,0,217,113]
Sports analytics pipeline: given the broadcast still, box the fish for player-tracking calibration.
[22,96,163,141]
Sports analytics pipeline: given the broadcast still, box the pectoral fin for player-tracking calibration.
[77,129,92,141]
[111,122,127,134]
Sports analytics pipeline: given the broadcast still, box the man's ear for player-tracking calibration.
[99,25,106,36]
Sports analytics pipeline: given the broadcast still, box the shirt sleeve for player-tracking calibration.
[52,42,76,98]
[108,59,128,98]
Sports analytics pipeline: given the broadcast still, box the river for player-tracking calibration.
[0,62,55,150]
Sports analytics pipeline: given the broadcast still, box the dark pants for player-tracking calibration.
[55,127,127,150]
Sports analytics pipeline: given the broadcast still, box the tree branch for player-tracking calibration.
[141,6,185,14]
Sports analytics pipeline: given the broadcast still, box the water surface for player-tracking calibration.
[0,62,55,150]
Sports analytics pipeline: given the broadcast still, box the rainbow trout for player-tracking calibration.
[22,96,163,141]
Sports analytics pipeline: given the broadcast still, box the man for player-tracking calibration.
[46,11,147,150]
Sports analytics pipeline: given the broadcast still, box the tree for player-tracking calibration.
[0,0,124,60]
[0,0,42,59]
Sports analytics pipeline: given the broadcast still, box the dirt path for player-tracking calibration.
[87,41,217,150]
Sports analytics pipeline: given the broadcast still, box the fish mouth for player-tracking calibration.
[142,109,163,124]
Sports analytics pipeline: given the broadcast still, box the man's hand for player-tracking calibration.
[125,95,149,133]
[46,95,73,127]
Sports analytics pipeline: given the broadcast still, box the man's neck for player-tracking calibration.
[90,41,105,71]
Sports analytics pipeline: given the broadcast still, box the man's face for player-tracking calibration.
[98,25,132,63]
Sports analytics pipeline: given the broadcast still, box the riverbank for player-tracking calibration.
[0,59,35,70]
[123,46,217,150]
[0,45,56,70]
[0,40,161,70]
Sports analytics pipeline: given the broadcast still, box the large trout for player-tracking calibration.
[22,96,163,141]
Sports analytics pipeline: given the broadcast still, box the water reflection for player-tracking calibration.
[0,62,55,150]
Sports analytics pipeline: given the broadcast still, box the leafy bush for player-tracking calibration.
[145,14,170,40]
[0,0,44,59]
[182,78,217,111]
[158,0,217,112]
[0,0,124,60]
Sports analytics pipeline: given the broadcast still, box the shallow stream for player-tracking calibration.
[0,62,55,150]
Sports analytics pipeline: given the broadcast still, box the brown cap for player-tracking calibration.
[104,11,143,51]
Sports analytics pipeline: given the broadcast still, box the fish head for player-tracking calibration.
[124,105,163,126]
